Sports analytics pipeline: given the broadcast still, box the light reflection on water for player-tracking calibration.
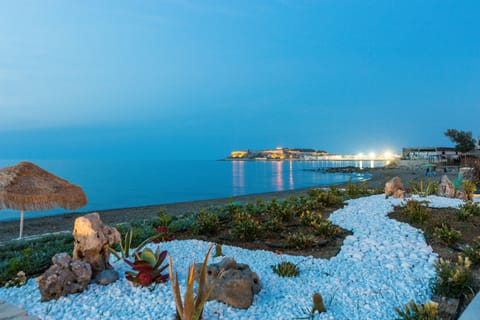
[0,159,385,221]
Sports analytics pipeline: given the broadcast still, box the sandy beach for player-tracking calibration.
[0,164,458,243]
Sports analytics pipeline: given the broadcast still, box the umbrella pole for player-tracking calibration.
[19,210,24,239]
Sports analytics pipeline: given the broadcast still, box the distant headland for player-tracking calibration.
[226,147,395,161]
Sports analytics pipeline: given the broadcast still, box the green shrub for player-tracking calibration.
[271,261,300,277]
[462,180,477,201]
[263,216,284,233]
[394,300,438,320]
[264,198,295,222]
[168,216,196,232]
[312,220,339,238]
[0,233,74,286]
[193,209,220,235]
[344,178,370,198]
[463,237,480,266]
[286,232,316,249]
[435,256,473,298]
[318,191,344,207]
[403,200,430,224]
[434,223,461,245]
[455,206,473,221]
[299,210,323,227]
[459,201,480,217]
[4,271,27,288]
[231,212,260,241]
[225,201,243,218]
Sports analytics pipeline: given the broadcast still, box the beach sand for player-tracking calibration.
[0,164,459,243]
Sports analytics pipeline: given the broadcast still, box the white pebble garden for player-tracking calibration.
[0,194,472,319]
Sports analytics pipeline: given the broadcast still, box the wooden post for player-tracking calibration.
[19,210,24,239]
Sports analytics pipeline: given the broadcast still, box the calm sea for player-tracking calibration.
[0,159,385,221]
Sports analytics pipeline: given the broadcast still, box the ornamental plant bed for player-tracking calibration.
[389,203,480,320]
[173,205,351,260]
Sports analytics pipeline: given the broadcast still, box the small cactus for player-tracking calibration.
[213,243,223,257]
[312,292,326,314]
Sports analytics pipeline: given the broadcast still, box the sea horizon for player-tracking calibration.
[0,159,386,221]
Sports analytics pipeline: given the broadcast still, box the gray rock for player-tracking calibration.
[95,269,119,285]
[37,253,92,302]
[437,175,456,198]
[194,257,261,309]
[385,176,404,198]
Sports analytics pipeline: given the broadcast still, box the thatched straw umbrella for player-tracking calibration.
[0,161,87,239]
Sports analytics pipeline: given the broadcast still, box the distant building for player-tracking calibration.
[402,147,460,164]
[230,150,249,158]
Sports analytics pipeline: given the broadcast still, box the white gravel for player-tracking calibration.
[0,194,473,320]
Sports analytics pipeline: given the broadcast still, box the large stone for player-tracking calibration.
[455,190,466,200]
[95,269,119,286]
[385,176,404,198]
[437,175,456,198]
[194,257,261,309]
[460,167,475,180]
[72,212,121,278]
[37,253,92,302]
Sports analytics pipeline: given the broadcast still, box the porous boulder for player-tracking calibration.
[37,253,92,302]
[437,175,456,198]
[72,212,121,278]
[385,176,404,198]
[195,257,261,309]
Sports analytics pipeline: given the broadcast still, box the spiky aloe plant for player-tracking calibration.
[125,247,169,286]
[109,228,165,260]
[394,300,438,320]
[271,261,300,277]
[169,244,223,320]
[462,180,477,201]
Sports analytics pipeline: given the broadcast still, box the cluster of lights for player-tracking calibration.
[356,151,394,160]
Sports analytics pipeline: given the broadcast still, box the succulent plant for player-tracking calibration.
[394,300,438,320]
[125,247,169,286]
[271,261,300,277]
[153,226,175,243]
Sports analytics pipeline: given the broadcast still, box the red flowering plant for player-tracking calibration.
[125,247,169,286]
[153,226,175,243]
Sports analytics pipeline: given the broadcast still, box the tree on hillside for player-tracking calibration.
[444,129,476,152]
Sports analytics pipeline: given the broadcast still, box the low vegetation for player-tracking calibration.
[0,186,378,286]
[390,201,480,319]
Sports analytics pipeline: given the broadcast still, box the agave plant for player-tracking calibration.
[462,180,477,201]
[271,261,300,277]
[125,247,169,286]
[394,300,438,320]
[109,228,166,260]
[169,244,223,320]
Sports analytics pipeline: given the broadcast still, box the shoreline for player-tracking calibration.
[0,165,458,243]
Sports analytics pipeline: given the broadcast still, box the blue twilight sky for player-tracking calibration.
[0,0,479,160]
